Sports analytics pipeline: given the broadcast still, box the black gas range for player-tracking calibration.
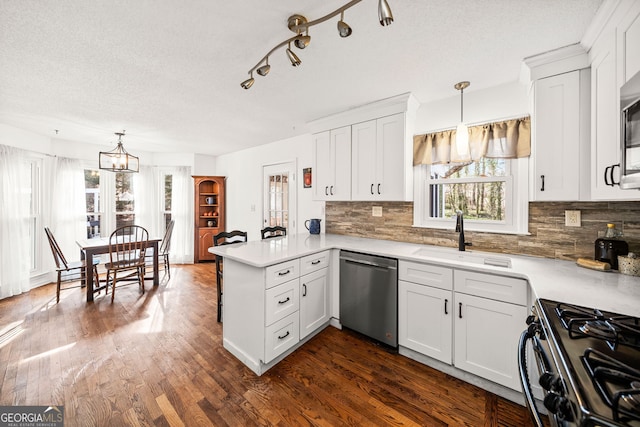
[519,298,640,427]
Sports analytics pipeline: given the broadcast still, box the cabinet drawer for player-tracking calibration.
[454,270,527,306]
[265,259,300,289]
[399,261,453,291]
[300,251,330,276]
[265,279,300,326]
[264,312,300,363]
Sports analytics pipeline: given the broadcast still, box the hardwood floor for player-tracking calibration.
[0,264,541,426]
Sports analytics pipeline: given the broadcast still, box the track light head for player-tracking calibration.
[286,42,302,67]
[240,73,255,89]
[378,0,394,26]
[337,12,352,37]
[294,33,311,49]
[256,58,270,76]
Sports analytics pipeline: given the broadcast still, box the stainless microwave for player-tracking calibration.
[620,70,640,189]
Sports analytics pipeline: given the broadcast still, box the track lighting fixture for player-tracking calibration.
[337,11,352,37]
[241,73,255,89]
[240,0,393,89]
[454,81,470,155]
[286,42,302,67]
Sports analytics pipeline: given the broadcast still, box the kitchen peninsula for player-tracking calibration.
[210,233,640,398]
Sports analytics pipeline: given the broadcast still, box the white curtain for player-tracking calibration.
[50,156,86,259]
[171,166,193,264]
[134,165,161,237]
[0,145,31,299]
[134,165,193,264]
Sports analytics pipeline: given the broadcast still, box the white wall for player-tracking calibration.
[214,133,323,241]
[415,81,531,134]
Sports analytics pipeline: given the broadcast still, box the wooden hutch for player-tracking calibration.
[193,176,225,262]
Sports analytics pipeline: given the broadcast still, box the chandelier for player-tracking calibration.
[241,0,394,89]
[99,131,139,173]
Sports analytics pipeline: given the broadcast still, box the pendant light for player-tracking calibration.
[454,81,470,156]
[99,131,139,173]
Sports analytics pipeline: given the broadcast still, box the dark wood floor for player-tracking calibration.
[0,263,541,426]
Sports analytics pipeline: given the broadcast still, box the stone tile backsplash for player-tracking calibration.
[325,201,640,261]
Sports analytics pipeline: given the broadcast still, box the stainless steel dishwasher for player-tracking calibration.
[339,250,398,348]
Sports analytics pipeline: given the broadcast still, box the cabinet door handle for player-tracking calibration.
[302,284,307,296]
[459,302,463,319]
[540,175,545,192]
[377,183,381,194]
[330,185,334,195]
[311,260,321,265]
[278,297,290,304]
[278,270,290,276]
[604,164,621,187]
[277,331,290,340]
[325,186,329,195]
[370,184,374,195]
[444,299,448,315]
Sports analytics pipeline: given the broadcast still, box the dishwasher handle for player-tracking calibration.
[341,257,397,270]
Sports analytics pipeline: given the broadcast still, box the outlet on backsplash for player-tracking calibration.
[372,206,382,217]
[565,210,581,227]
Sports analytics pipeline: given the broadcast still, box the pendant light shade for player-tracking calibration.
[256,58,270,76]
[99,131,139,173]
[454,81,470,156]
[378,0,394,26]
[294,33,311,49]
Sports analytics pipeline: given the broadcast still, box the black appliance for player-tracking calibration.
[519,298,640,427]
[595,237,629,270]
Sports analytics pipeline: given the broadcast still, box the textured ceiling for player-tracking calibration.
[0,0,603,155]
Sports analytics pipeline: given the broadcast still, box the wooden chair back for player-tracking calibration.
[213,230,247,322]
[45,227,69,270]
[261,226,287,240]
[159,220,175,256]
[109,225,149,269]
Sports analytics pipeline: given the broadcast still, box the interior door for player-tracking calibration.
[263,161,297,234]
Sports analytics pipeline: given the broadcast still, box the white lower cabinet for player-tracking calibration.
[398,261,528,392]
[453,292,527,391]
[223,252,331,375]
[300,267,330,339]
[398,261,453,364]
[399,280,452,363]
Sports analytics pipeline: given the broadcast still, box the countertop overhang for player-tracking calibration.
[208,233,640,317]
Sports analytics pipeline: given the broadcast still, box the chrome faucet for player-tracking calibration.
[455,210,472,251]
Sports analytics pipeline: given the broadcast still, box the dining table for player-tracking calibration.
[76,236,162,302]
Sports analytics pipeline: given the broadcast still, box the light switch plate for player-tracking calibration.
[565,210,581,227]
[372,206,383,217]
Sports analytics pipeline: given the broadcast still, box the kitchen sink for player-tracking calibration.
[412,247,512,268]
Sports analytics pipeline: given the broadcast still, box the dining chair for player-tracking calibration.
[145,220,175,278]
[261,226,287,240]
[44,227,100,303]
[105,225,149,303]
[213,230,248,322]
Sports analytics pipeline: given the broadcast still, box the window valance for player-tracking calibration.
[413,116,531,166]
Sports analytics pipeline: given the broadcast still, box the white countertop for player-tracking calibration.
[209,233,640,317]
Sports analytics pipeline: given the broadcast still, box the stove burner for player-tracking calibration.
[580,320,619,341]
[555,302,640,350]
[620,381,640,415]
[584,348,640,423]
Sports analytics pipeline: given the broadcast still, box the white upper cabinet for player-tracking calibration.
[532,70,590,201]
[312,126,351,201]
[352,113,409,201]
[588,0,640,200]
[308,93,418,202]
